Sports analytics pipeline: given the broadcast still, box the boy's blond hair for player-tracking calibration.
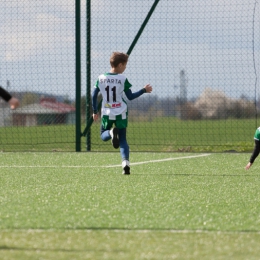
[110,52,129,68]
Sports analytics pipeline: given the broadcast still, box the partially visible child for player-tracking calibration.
[92,52,152,174]
[0,86,19,109]
[245,126,260,170]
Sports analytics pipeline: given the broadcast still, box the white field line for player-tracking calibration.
[1,228,259,234]
[0,153,210,168]
[105,153,211,168]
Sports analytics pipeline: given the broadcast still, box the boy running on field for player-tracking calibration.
[92,52,152,174]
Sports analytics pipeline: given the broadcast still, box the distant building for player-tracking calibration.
[12,98,75,126]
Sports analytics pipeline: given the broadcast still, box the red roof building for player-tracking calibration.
[12,98,75,126]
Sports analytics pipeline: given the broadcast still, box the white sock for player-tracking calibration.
[122,160,130,168]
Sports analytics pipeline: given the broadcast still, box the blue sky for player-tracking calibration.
[0,0,259,100]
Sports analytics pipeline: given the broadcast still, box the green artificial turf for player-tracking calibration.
[1,152,260,259]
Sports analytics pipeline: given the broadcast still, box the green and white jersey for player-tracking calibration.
[94,73,132,120]
[254,127,260,140]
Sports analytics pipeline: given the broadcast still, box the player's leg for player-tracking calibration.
[100,124,111,141]
[115,115,130,174]
[100,117,119,148]
[110,128,119,148]
[118,128,130,175]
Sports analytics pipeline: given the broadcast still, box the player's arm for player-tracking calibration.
[0,86,12,101]
[125,84,153,101]
[0,86,19,109]
[245,139,260,170]
[92,87,100,121]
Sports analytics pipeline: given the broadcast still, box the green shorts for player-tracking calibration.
[102,114,128,130]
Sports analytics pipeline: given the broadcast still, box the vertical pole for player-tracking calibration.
[86,0,91,151]
[75,0,81,152]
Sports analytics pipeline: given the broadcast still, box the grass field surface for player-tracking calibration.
[1,152,260,259]
[0,117,259,152]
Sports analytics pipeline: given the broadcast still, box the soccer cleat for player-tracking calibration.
[110,128,119,149]
[122,160,130,175]
[122,165,130,175]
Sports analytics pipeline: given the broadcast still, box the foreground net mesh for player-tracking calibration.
[89,0,260,152]
[0,1,75,151]
[0,0,259,152]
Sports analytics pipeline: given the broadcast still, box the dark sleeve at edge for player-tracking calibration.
[250,139,260,163]
[0,86,12,102]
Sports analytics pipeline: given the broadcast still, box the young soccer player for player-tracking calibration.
[92,52,152,174]
[0,86,19,109]
[245,126,260,170]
